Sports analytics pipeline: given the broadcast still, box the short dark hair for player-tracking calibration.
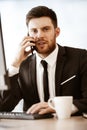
[26,6,58,28]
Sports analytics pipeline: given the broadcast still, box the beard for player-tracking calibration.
[35,37,56,56]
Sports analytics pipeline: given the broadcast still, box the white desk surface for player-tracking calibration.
[0,116,87,130]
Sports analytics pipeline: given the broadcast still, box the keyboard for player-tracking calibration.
[0,112,53,120]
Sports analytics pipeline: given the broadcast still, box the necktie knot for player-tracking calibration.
[41,60,47,69]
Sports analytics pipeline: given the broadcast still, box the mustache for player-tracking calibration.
[30,38,47,45]
[35,38,47,44]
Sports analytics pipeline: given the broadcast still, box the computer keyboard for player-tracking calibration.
[0,112,53,120]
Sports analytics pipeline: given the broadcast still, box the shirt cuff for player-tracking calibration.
[8,65,19,77]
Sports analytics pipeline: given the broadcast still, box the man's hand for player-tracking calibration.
[12,36,35,68]
[26,102,55,115]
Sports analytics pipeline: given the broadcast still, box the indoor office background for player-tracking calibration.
[0,0,87,112]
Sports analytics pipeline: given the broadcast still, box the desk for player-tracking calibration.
[0,116,87,130]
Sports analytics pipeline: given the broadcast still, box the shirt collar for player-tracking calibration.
[36,44,59,67]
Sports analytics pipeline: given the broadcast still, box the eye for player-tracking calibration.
[43,27,49,32]
[32,29,38,34]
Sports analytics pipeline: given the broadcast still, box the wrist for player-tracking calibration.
[11,57,22,68]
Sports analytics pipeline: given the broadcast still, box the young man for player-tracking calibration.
[0,6,87,116]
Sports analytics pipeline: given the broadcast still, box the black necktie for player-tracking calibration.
[41,60,49,102]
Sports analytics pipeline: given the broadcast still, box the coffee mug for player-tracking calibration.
[48,96,73,119]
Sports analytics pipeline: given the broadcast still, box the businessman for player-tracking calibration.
[0,6,87,116]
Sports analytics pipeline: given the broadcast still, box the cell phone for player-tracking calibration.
[27,33,36,54]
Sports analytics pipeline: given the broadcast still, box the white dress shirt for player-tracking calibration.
[36,44,58,102]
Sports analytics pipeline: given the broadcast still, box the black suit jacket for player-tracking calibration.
[0,44,87,115]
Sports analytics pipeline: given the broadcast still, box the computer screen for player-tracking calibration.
[0,13,10,90]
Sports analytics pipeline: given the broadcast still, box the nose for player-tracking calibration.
[36,30,44,38]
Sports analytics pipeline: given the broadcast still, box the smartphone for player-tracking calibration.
[27,33,36,54]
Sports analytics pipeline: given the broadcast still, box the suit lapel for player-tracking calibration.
[55,45,66,96]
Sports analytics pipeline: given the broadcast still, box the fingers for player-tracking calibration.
[26,102,55,115]
[27,102,47,114]
[24,42,35,52]
[26,102,48,114]
[39,107,55,115]
[21,36,35,48]
[17,36,36,55]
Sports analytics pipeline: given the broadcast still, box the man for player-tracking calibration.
[0,6,87,116]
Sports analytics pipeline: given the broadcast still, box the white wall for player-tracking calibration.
[0,0,87,68]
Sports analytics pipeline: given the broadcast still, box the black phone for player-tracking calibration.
[27,33,36,54]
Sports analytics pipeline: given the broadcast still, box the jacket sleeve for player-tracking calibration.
[73,49,87,113]
[0,74,22,112]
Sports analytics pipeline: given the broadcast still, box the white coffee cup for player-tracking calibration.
[48,96,73,119]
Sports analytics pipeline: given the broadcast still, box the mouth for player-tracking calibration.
[36,40,45,43]
[36,40,47,46]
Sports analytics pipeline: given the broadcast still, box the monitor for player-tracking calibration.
[0,13,10,90]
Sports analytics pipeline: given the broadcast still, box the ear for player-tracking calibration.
[55,27,60,37]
